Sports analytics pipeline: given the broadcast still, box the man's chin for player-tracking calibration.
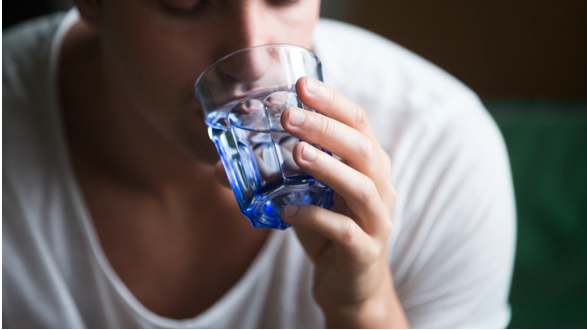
[176,136,220,165]
[194,145,221,166]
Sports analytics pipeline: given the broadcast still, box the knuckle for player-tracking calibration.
[364,241,381,264]
[325,157,341,178]
[359,178,378,206]
[354,106,368,127]
[326,87,338,106]
[388,185,398,204]
[381,152,392,171]
[358,137,375,160]
[381,185,397,218]
[314,207,329,225]
[340,218,358,244]
[381,219,393,238]
[318,116,335,139]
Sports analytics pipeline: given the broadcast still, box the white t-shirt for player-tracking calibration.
[2,9,516,329]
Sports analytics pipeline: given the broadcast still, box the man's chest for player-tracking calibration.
[85,186,271,320]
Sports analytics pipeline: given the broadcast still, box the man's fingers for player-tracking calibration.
[295,77,377,142]
[292,142,388,236]
[283,204,375,263]
[281,106,382,180]
[291,226,331,263]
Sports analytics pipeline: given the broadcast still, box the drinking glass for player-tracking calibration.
[195,44,335,229]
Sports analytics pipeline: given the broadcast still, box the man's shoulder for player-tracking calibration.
[3,13,70,203]
[313,19,490,146]
[3,12,65,82]
[3,12,66,127]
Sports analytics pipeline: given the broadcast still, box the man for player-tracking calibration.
[3,0,515,327]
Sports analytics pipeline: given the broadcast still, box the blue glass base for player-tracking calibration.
[244,177,335,229]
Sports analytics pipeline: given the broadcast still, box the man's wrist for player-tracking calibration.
[321,282,409,328]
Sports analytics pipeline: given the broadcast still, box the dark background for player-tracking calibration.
[4,0,587,99]
[4,1,587,329]
[323,0,587,99]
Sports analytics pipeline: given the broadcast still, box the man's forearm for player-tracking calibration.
[322,271,410,329]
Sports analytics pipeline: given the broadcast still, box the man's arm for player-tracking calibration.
[389,105,516,328]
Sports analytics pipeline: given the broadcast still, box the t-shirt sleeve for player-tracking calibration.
[388,103,516,328]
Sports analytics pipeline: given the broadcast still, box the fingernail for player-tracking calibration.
[289,108,306,126]
[283,205,298,217]
[302,144,318,161]
[306,77,318,93]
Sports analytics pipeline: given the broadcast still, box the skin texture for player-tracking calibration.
[64,0,408,327]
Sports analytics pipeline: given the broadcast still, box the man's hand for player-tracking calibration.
[279,77,409,328]
[213,77,409,328]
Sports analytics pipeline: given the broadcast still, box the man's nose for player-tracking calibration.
[215,1,273,83]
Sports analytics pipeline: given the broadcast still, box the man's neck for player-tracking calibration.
[60,20,217,196]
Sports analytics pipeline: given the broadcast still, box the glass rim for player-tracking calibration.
[194,43,318,98]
